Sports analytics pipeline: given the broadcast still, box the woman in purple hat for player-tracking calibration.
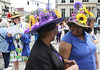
[25,10,78,70]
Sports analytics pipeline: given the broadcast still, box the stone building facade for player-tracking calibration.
[55,0,100,19]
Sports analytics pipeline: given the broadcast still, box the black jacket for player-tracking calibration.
[25,38,64,70]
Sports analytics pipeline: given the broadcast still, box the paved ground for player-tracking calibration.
[0,31,100,70]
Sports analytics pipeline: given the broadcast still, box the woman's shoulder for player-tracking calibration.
[61,31,73,43]
[62,31,72,38]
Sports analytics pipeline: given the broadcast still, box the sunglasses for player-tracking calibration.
[71,24,84,30]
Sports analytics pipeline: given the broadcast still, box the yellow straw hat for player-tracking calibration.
[67,2,94,32]
[7,11,23,19]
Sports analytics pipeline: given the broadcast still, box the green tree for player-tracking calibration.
[25,15,30,23]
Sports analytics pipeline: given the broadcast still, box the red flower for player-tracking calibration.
[7,13,11,18]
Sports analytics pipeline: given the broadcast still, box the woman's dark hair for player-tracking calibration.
[37,22,56,39]
[85,27,92,33]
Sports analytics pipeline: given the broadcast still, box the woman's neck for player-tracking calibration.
[41,38,51,47]
[78,34,84,41]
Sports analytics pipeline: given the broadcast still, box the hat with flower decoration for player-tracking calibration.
[68,2,94,29]
[24,9,64,34]
[7,11,23,19]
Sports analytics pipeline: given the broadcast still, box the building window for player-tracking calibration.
[98,0,100,3]
[82,0,89,2]
[61,9,65,18]
[70,0,74,3]
[70,8,74,17]
[61,0,65,3]
[56,0,57,3]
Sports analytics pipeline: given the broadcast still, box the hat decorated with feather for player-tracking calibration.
[7,11,23,19]
[24,9,64,34]
[68,2,94,30]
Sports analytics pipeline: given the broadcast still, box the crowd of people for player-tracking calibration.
[0,2,99,70]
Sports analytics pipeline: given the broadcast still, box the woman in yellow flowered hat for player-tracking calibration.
[59,2,98,70]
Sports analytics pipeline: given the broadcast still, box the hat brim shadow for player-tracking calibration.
[67,21,92,33]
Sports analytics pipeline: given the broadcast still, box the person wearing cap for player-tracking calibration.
[0,19,12,70]
[6,11,31,70]
[25,10,79,70]
[59,2,97,70]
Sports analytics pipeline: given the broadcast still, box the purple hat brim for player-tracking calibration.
[27,17,64,34]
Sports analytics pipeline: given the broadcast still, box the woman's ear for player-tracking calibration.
[47,31,52,37]
[47,31,52,40]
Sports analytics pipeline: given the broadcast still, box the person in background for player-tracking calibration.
[0,18,12,70]
[87,18,98,69]
[62,20,69,34]
[25,10,78,70]
[0,17,2,56]
[25,15,39,42]
[6,11,31,70]
[87,18,98,44]
[94,18,98,35]
[7,19,11,27]
[59,2,98,70]
[32,33,39,42]
[56,23,62,43]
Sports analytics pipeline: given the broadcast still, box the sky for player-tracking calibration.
[10,0,55,12]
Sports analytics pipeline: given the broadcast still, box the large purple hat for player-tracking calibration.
[25,10,64,34]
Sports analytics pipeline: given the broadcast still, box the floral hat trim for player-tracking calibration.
[7,11,22,19]
[68,2,94,27]
[28,9,61,27]
[24,9,62,33]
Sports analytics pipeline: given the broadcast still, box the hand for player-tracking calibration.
[70,64,79,70]
[19,34,22,38]
[66,64,79,70]
[7,33,12,37]
[93,40,98,44]
[64,59,76,66]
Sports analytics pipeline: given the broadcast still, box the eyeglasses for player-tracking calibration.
[71,24,84,30]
